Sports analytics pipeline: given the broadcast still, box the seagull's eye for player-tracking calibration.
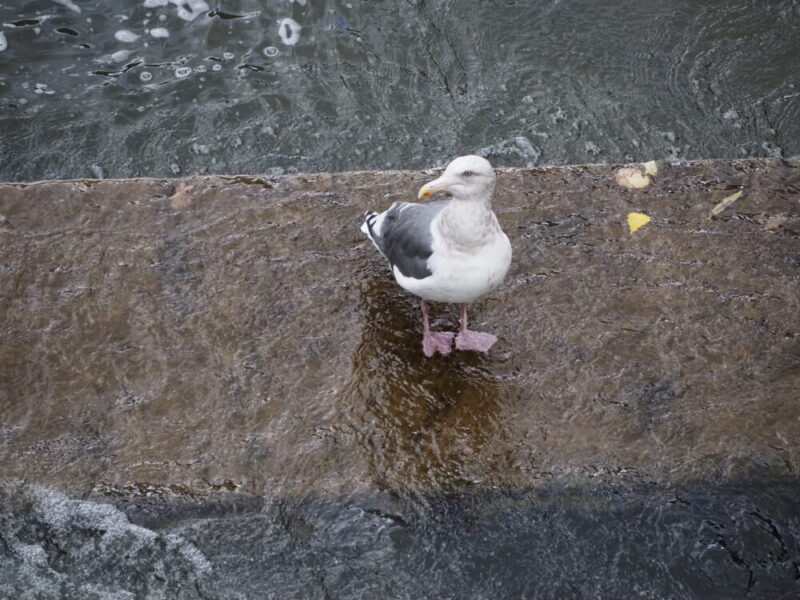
[462,170,474,177]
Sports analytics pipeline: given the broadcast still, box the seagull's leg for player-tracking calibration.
[421,300,454,357]
[455,303,498,353]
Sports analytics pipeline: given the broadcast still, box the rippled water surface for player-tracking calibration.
[1,0,799,180]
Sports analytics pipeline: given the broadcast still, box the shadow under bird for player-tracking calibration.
[361,155,512,357]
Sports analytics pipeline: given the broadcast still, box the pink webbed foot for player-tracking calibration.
[455,330,498,353]
[422,331,455,357]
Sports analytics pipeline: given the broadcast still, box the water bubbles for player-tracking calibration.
[110,49,133,62]
[223,52,234,60]
[114,30,140,43]
[761,140,783,158]
[212,64,222,71]
[143,0,169,6]
[53,0,81,13]
[277,18,302,46]
[263,46,280,58]
[175,66,192,78]
[150,27,169,38]
[0,32,7,52]
[171,0,209,22]
[34,83,55,95]
[551,108,566,124]
[140,71,153,82]
[585,141,602,156]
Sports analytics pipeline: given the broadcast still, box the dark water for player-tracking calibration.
[2,477,799,599]
[1,0,799,181]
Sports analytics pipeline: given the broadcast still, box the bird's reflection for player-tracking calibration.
[339,262,514,495]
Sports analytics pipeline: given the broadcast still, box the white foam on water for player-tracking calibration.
[115,29,140,42]
[144,0,169,6]
[175,66,192,78]
[53,0,81,13]
[723,108,740,121]
[150,27,169,38]
[2,483,213,590]
[277,17,301,46]
[0,32,7,52]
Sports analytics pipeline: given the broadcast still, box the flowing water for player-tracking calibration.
[1,1,800,598]
[0,0,799,181]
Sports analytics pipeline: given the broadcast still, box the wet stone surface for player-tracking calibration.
[1,158,799,598]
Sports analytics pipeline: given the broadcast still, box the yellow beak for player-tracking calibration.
[417,180,450,199]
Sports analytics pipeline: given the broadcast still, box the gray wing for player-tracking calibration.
[367,201,447,280]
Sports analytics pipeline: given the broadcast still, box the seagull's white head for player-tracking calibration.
[418,155,496,202]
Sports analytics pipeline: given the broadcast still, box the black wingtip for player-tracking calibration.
[364,211,378,234]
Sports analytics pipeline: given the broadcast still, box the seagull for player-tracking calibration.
[361,155,512,357]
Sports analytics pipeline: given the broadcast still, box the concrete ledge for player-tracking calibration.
[1,158,799,499]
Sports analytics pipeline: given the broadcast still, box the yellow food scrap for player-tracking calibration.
[616,167,651,189]
[642,160,658,176]
[627,212,651,233]
[710,190,743,216]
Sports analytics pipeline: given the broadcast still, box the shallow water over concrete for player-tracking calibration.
[1,158,800,597]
